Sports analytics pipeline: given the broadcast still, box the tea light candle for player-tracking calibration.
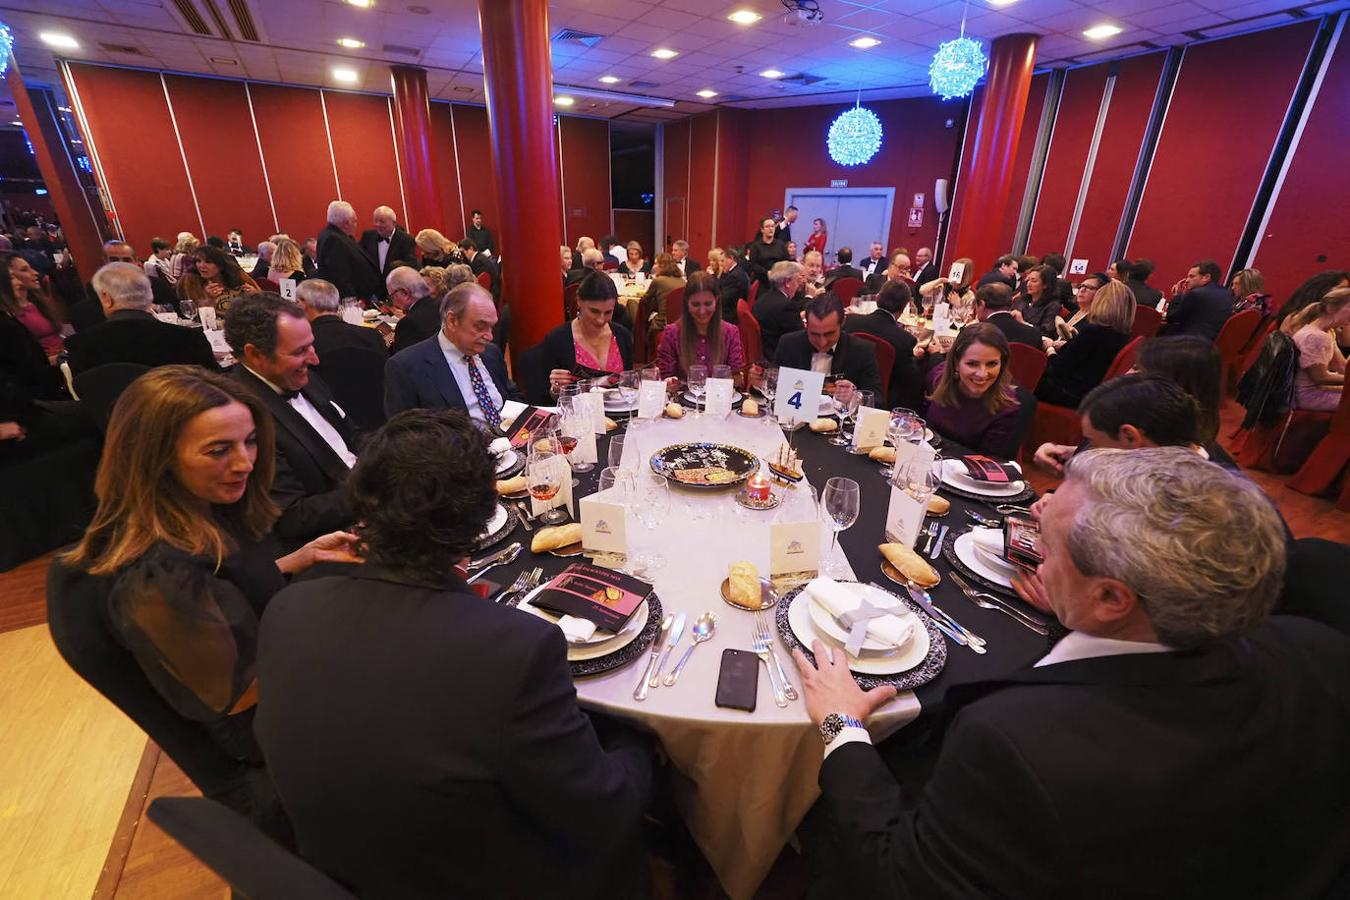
[746,472,771,502]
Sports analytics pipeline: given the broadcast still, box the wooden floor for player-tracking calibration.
[1,397,1345,898]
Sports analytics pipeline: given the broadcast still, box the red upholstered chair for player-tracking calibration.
[737,299,763,365]
[1229,316,1278,394]
[601,260,619,271]
[748,281,760,306]
[1215,309,1262,392]
[1131,305,1163,339]
[663,286,686,330]
[851,332,895,406]
[563,282,580,321]
[1021,337,1141,457]
[1108,336,1143,378]
[476,272,492,290]
[1007,342,1048,392]
[831,277,864,304]
[1288,386,1350,509]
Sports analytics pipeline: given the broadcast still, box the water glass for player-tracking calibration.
[560,408,593,474]
[179,298,197,323]
[618,370,640,408]
[894,453,941,507]
[688,364,708,418]
[597,466,635,501]
[607,434,627,471]
[820,477,860,578]
[829,383,855,446]
[846,389,874,450]
[632,472,670,574]
[761,366,779,406]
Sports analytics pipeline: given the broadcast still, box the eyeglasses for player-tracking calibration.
[1077,283,1098,292]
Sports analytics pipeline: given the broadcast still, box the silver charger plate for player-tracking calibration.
[495,450,526,480]
[940,530,1025,600]
[474,504,519,551]
[570,594,665,678]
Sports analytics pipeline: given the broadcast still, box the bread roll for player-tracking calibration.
[878,542,940,588]
[729,561,761,608]
[496,475,526,495]
[869,446,896,464]
[927,495,950,515]
[605,417,619,432]
[500,417,515,431]
[809,418,839,433]
[532,523,583,553]
[741,397,759,416]
[664,402,684,419]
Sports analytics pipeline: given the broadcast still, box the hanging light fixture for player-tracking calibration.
[0,23,14,76]
[827,93,883,167]
[929,3,986,101]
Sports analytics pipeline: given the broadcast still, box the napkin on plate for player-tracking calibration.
[557,615,597,643]
[959,455,1022,483]
[970,527,1005,557]
[805,578,912,648]
[489,437,513,457]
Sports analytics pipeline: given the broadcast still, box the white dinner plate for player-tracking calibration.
[604,393,640,413]
[682,390,743,406]
[971,537,1019,575]
[954,530,1015,588]
[516,585,647,659]
[806,583,918,654]
[939,458,1025,496]
[476,504,509,541]
[495,449,519,474]
[789,591,929,675]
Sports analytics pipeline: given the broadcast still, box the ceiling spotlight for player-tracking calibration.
[554,95,575,106]
[850,36,881,49]
[58,106,72,112]
[332,66,359,83]
[650,48,679,59]
[337,37,365,49]
[1083,23,1123,40]
[40,32,81,50]
[988,0,1018,6]
[599,75,621,84]
[727,9,762,25]
[759,68,784,79]
[10,120,21,126]
[343,0,373,7]
[696,89,718,98]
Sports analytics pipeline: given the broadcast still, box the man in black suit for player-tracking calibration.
[70,240,180,331]
[388,266,442,355]
[795,447,1350,899]
[250,241,274,282]
[225,293,358,548]
[824,246,865,289]
[1126,257,1165,310]
[753,260,806,359]
[859,241,886,280]
[295,278,386,360]
[842,280,920,407]
[465,209,495,257]
[317,200,384,302]
[863,249,912,296]
[385,282,522,424]
[671,239,701,277]
[458,238,501,302]
[301,237,318,278]
[775,294,881,397]
[774,205,798,245]
[976,282,1041,348]
[911,246,939,286]
[977,253,1020,289]
[359,205,417,277]
[226,229,246,257]
[255,409,653,899]
[66,262,217,374]
[716,248,751,324]
[1163,260,1234,341]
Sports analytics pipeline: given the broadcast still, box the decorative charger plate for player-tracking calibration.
[649,442,759,490]
[571,594,664,677]
[474,504,518,551]
[940,530,1023,599]
[495,449,525,480]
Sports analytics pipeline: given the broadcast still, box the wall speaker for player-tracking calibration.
[934,179,950,215]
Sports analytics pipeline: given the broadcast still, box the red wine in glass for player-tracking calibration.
[558,435,579,455]
[529,482,560,502]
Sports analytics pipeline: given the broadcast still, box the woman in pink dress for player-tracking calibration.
[805,218,828,257]
[541,271,635,398]
[656,271,744,380]
[1,251,65,358]
[1290,287,1350,411]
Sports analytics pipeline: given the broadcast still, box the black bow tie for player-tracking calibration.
[281,388,301,401]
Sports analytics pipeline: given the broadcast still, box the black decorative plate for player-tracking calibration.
[940,530,1023,600]
[571,595,664,677]
[935,481,1037,505]
[494,450,526,480]
[649,442,759,489]
[474,504,518,551]
[776,585,946,691]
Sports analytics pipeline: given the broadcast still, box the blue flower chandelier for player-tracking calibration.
[0,22,13,76]
[827,104,883,167]
[928,3,986,101]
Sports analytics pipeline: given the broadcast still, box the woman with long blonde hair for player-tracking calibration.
[1036,280,1136,409]
[414,228,456,268]
[267,237,307,284]
[1288,287,1350,410]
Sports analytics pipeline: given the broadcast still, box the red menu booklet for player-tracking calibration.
[530,563,653,633]
[960,454,1023,483]
[505,407,556,450]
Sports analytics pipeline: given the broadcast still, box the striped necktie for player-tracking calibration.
[465,353,502,429]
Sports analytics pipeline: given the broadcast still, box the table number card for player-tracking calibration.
[569,424,598,465]
[637,379,667,420]
[931,301,952,335]
[769,519,821,579]
[884,484,926,546]
[530,454,573,518]
[579,391,607,435]
[204,329,232,355]
[774,366,826,424]
[705,377,734,417]
[198,306,217,331]
[278,278,297,301]
[580,489,627,555]
[1069,258,1089,275]
[947,261,966,284]
[851,406,889,451]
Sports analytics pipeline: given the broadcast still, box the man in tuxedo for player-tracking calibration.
[912,246,939,286]
[671,239,701,277]
[842,280,920,407]
[977,254,1020,289]
[302,237,319,277]
[458,238,501,302]
[251,241,275,282]
[864,250,912,296]
[715,248,750,324]
[317,200,384,302]
[753,260,806,359]
[384,282,522,424]
[795,447,1350,898]
[296,278,386,360]
[226,229,246,257]
[859,241,886,279]
[824,246,865,289]
[774,205,799,245]
[775,293,880,397]
[466,209,495,257]
[66,262,217,374]
[975,282,1041,348]
[388,266,443,355]
[1163,260,1234,341]
[359,206,417,277]
[71,240,180,331]
[225,293,358,548]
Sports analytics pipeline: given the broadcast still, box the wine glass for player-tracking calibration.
[895,452,941,507]
[179,298,197,323]
[607,434,627,471]
[598,466,635,499]
[846,389,874,451]
[688,364,708,419]
[558,408,592,475]
[879,408,919,477]
[618,369,639,411]
[632,472,670,574]
[829,383,855,446]
[819,477,860,578]
[527,449,567,526]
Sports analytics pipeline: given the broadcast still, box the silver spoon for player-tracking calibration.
[466,543,521,583]
[663,612,716,686]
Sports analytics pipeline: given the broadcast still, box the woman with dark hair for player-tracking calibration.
[1036,280,1136,408]
[1014,264,1062,340]
[746,216,790,293]
[541,270,634,396]
[617,241,651,277]
[1277,270,1350,333]
[924,323,1022,459]
[918,256,975,320]
[805,218,828,256]
[1,272,70,458]
[656,270,744,380]
[1135,335,1225,448]
[177,245,260,314]
[1,249,65,356]
[638,252,685,335]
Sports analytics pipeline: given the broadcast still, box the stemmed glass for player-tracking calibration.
[607,433,627,471]
[895,452,942,505]
[179,298,197,323]
[845,389,874,451]
[632,472,670,574]
[688,364,708,419]
[560,407,593,474]
[829,383,855,446]
[761,365,779,407]
[526,448,567,525]
[820,477,860,578]
[617,370,639,412]
[879,408,921,478]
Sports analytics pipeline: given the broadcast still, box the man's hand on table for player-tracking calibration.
[793,639,897,727]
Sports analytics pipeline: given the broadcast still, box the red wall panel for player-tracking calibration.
[1025,64,1110,256]
[162,74,276,243]
[714,109,750,251]
[322,91,405,230]
[1128,22,1317,284]
[67,64,199,255]
[429,102,465,240]
[559,116,610,248]
[686,114,719,259]
[450,104,500,246]
[615,210,654,248]
[663,119,691,250]
[247,83,339,241]
[1252,23,1350,299]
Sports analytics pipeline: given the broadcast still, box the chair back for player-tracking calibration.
[563,282,581,320]
[148,797,355,900]
[313,348,387,435]
[601,260,619,271]
[663,286,686,328]
[1006,342,1048,392]
[748,280,760,305]
[1216,308,1263,362]
[851,332,895,405]
[1131,305,1163,338]
[476,271,492,290]
[1105,336,1143,380]
[737,300,764,364]
[73,362,151,432]
[516,341,552,406]
[831,277,864,304]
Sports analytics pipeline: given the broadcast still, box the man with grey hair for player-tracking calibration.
[317,199,383,302]
[66,262,217,373]
[297,277,386,361]
[251,240,277,282]
[670,239,700,277]
[384,282,521,423]
[73,239,178,331]
[359,205,416,276]
[388,265,441,355]
[753,259,806,357]
[795,447,1350,898]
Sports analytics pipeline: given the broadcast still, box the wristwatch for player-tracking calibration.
[819,712,865,745]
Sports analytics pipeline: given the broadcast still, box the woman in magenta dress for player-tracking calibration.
[2,251,65,358]
[541,271,636,398]
[656,271,744,380]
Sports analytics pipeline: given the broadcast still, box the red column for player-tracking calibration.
[477,0,563,364]
[389,66,443,233]
[947,33,1039,272]
[7,55,107,280]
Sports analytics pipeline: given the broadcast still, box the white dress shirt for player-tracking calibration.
[437,331,502,423]
[244,366,356,468]
[810,345,837,376]
[377,237,390,271]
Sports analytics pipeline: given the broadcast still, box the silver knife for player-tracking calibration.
[949,571,1050,633]
[649,612,687,687]
[905,584,987,654]
[875,582,967,647]
[765,635,798,701]
[634,614,673,701]
[928,524,949,560]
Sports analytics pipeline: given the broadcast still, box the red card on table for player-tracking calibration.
[960,454,1021,483]
[529,563,653,633]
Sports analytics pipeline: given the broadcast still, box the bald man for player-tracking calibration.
[72,239,179,331]
[359,205,417,277]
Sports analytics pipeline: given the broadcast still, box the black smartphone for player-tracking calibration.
[715,649,759,712]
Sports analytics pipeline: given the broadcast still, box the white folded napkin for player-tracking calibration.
[805,578,912,647]
[557,615,597,643]
[489,437,512,457]
[970,527,1004,556]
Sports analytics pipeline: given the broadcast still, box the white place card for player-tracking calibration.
[774,366,826,424]
[947,261,966,283]
[341,305,364,325]
[205,329,232,354]
[932,301,952,335]
[568,425,598,465]
[892,439,937,474]
[637,379,667,420]
[278,278,297,301]
[1069,257,1089,275]
[529,454,573,518]
[851,406,889,451]
[885,484,926,547]
[579,391,607,435]
[705,377,734,417]
[769,519,821,578]
[198,306,217,330]
[580,489,627,554]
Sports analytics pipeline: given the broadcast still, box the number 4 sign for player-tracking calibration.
[774,366,826,424]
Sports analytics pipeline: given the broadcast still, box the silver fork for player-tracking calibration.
[751,613,788,708]
[921,521,939,555]
[756,610,798,701]
[495,569,531,603]
[506,567,545,607]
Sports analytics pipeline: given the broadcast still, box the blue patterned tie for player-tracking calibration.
[465,354,502,428]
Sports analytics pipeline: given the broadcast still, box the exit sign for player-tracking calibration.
[830,179,848,188]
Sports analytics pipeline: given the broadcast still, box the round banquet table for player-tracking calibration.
[488,401,1050,899]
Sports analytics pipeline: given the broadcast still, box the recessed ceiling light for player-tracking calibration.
[849,36,881,49]
[58,106,72,112]
[759,68,784,79]
[1083,23,1123,40]
[337,37,365,49]
[332,66,359,83]
[696,89,718,98]
[599,75,621,84]
[988,0,1018,6]
[343,0,373,7]
[10,120,22,126]
[727,9,762,25]
[650,48,679,59]
[554,95,575,106]
[39,32,80,50]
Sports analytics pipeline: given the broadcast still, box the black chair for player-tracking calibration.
[313,347,386,435]
[72,362,150,432]
[516,341,552,407]
[1278,538,1350,637]
[148,797,355,900]
[1011,384,1039,461]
